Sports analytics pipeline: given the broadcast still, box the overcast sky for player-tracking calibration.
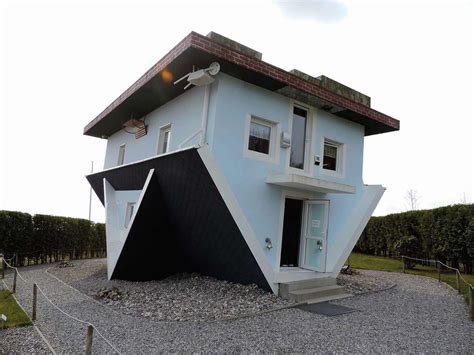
[0,0,472,223]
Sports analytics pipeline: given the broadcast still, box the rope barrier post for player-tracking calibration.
[401,256,405,273]
[12,270,17,293]
[437,261,441,282]
[85,324,94,355]
[469,287,474,321]
[456,272,461,294]
[32,283,37,321]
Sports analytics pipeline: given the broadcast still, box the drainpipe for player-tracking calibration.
[200,84,211,147]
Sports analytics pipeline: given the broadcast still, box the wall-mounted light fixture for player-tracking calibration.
[265,238,273,250]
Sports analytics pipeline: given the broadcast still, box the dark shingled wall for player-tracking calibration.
[87,148,271,291]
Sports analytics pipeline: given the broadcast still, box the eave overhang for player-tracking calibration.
[83,32,400,138]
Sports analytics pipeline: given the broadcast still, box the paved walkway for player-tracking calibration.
[2,263,473,353]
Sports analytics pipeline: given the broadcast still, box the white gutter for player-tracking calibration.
[199,84,211,146]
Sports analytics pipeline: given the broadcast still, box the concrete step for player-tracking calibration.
[286,285,347,303]
[305,292,352,304]
[279,277,337,298]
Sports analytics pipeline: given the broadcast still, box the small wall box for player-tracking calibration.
[281,132,291,148]
[314,155,321,166]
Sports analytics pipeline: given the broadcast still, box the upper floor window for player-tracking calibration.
[158,124,171,154]
[117,144,126,165]
[244,115,278,163]
[289,106,308,170]
[249,120,271,154]
[322,139,343,174]
[124,202,136,228]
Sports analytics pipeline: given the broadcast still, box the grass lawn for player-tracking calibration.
[348,252,474,303]
[0,290,32,329]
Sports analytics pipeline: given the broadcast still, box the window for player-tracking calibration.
[117,144,126,165]
[124,202,136,228]
[158,125,171,154]
[249,121,271,154]
[244,116,279,162]
[289,107,308,169]
[322,139,343,173]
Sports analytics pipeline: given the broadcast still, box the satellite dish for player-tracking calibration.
[207,62,220,76]
[174,62,221,89]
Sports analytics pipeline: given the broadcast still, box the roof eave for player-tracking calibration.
[83,32,399,138]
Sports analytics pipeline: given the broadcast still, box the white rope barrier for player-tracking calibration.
[401,256,438,263]
[1,257,120,353]
[3,258,30,283]
[402,255,473,289]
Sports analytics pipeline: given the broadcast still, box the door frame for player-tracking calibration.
[276,190,313,270]
[299,200,329,272]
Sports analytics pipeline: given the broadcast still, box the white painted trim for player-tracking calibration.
[243,114,280,164]
[330,185,385,277]
[105,169,156,279]
[199,84,211,146]
[124,202,136,228]
[197,146,278,294]
[178,129,202,148]
[320,137,346,178]
[157,123,172,154]
[117,144,126,166]
[267,173,356,194]
[285,100,314,176]
[94,145,197,175]
[274,189,315,271]
[300,200,329,272]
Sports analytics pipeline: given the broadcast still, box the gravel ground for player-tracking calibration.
[2,259,473,353]
[337,268,395,294]
[48,259,294,321]
[0,282,50,353]
[0,326,50,353]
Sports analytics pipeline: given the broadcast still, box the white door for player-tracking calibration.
[300,200,329,272]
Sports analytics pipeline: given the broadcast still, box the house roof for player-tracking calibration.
[83,31,400,138]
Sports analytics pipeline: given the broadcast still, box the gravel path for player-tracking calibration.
[337,268,396,294]
[0,281,50,353]
[2,260,473,353]
[48,259,294,322]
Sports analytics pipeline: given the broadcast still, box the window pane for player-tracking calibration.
[162,131,170,153]
[248,121,271,154]
[118,145,125,165]
[290,108,307,169]
[323,143,337,171]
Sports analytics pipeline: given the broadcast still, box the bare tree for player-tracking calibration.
[405,189,420,210]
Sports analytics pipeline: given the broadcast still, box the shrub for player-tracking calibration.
[356,204,474,273]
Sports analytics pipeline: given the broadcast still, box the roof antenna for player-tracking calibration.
[174,62,220,90]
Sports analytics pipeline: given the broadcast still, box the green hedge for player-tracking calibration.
[0,210,106,266]
[356,204,474,273]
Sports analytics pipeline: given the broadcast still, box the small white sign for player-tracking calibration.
[311,219,320,228]
[0,314,7,321]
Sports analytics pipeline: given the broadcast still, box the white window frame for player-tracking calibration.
[243,115,280,164]
[157,123,172,155]
[320,137,345,177]
[117,144,126,166]
[124,202,136,228]
[286,102,314,176]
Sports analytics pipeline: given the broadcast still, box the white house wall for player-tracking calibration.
[208,73,369,273]
[103,84,212,169]
[103,180,141,279]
